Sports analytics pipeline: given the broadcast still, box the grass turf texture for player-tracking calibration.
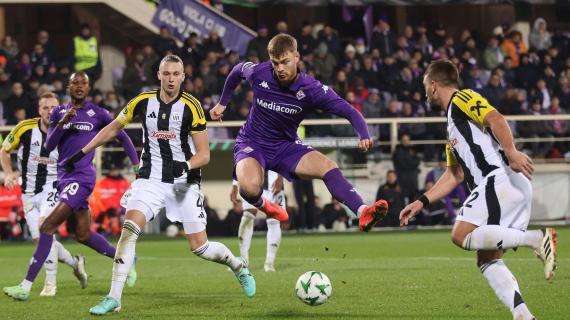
[0,228,567,319]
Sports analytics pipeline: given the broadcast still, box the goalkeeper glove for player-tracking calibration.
[172,160,191,178]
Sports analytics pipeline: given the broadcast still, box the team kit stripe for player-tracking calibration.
[485,176,501,225]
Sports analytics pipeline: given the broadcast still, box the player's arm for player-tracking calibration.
[173,100,210,177]
[230,179,239,204]
[484,110,533,179]
[210,62,256,121]
[316,86,372,152]
[45,106,70,152]
[400,145,464,226]
[1,126,24,190]
[115,128,140,170]
[271,175,284,195]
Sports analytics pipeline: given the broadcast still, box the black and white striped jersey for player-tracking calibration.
[445,89,509,191]
[117,89,207,184]
[2,118,58,195]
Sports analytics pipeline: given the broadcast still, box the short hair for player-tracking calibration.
[267,34,297,57]
[160,54,183,66]
[424,60,459,88]
[69,71,90,84]
[39,92,59,101]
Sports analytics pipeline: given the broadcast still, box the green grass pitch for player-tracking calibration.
[1,228,568,319]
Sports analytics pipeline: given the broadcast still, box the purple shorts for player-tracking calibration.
[57,179,94,211]
[234,138,314,181]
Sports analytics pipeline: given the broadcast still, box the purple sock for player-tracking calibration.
[25,232,54,282]
[81,232,116,258]
[239,188,263,208]
[322,168,365,214]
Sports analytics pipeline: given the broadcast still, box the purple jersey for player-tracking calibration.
[45,102,138,184]
[219,61,370,148]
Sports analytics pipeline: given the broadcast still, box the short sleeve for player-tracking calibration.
[182,93,207,134]
[451,89,496,127]
[117,90,156,125]
[2,119,36,152]
[445,144,458,167]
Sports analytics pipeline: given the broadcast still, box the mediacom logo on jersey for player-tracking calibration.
[256,98,301,115]
[151,131,177,139]
[63,122,94,131]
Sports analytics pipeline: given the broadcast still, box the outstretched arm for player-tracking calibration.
[115,129,140,166]
[81,119,124,154]
[211,62,256,120]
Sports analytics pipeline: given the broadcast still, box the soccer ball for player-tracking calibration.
[295,271,332,306]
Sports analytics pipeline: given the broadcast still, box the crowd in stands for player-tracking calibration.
[0,14,570,238]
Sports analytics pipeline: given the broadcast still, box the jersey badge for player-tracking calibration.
[296,90,306,100]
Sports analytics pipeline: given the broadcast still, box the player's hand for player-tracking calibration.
[58,106,79,128]
[4,173,18,190]
[172,160,191,178]
[506,149,534,180]
[271,176,284,195]
[399,200,424,226]
[230,185,239,204]
[210,104,226,122]
[64,150,86,173]
[358,138,374,152]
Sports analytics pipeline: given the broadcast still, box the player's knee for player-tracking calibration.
[38,222,56,235]
[74,230,91,242]
[322,159,339,175]
[239,185,262,201]
[451,231,467,248]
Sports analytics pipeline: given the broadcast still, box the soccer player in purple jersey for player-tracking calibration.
[211,34,388,230]
[2,72,140,301]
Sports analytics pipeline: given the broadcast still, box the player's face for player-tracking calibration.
[423,75,439,108]
[38,97,59,125]
[68,74,90,101]
[158,61,184,96]
[270,50,299,84]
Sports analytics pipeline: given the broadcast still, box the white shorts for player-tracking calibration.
[22,184,59,239]
[125,179,207,234]
[242,170,286,214]
[456,171,532,231]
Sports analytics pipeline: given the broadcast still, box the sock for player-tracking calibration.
[109,220,141,301]
[81,232,117,258]
[44,241,59,284]
[238,211,255,263]
[193,241,243,273]
[239,188,263,208]
[54,239,77,268]
[322,168,364,215]
[462,226,543,251]
[24,232,54,286]
[481,259,534,319]
[265,218,281,266]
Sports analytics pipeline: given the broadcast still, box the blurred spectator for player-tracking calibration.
[37,30,58,62]
[431,23,447,49]
[332,70,349,98]
[88,167,130,235]
[0,174,23,240]
[122,50,153,100]
[519,99,553,157]
[499,87,525,115]
[417,181,450,225]
[362,88,382,138]
[2,35,19,61]
[555,77,570,110]
[501,30,528,68]
[181,32,205,68]
[202,31,225,56]
[371,18,396,57]
[425,157,466,221]
[313,42,336,84]
[72,23,102,81]
[276,21,288,34]
[317,24,340,60]
[483,36,505,70]
[547,96,569,156]
[375,170,405,227]
[297,22,316,57]
[481,73,505,107]
[247,25,269,61]
[293,180,316,230]
[153,26,178,57]
[392,133,420,201]
[4,81,34,124]
[319,198,349,230]
[531,78,552,110]
[529,18,552,52]
[30,43,53,69]
[516,54,539,90]
[399,101,426,140]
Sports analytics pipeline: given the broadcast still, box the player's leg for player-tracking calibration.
[236,157,287,221]
[264,218,281,272]
[187,227,255,298]
[89,210,145,315]
[74,208,116,258]
[478,250,535,319]
[452,221,542,251]
[238,208,257,264]
[3,202,73,300]
[294,150,388,231]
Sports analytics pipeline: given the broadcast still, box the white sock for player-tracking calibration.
[44,241,58,284]
[462,226,543,251]
[357,205,366,218]
[193,241,243,273]
[109,220,140,301]
[54,239,77,268]
[238,211,255,263]
[20,279,33,292]
[480,259,534,319]
[265,218,281,266]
